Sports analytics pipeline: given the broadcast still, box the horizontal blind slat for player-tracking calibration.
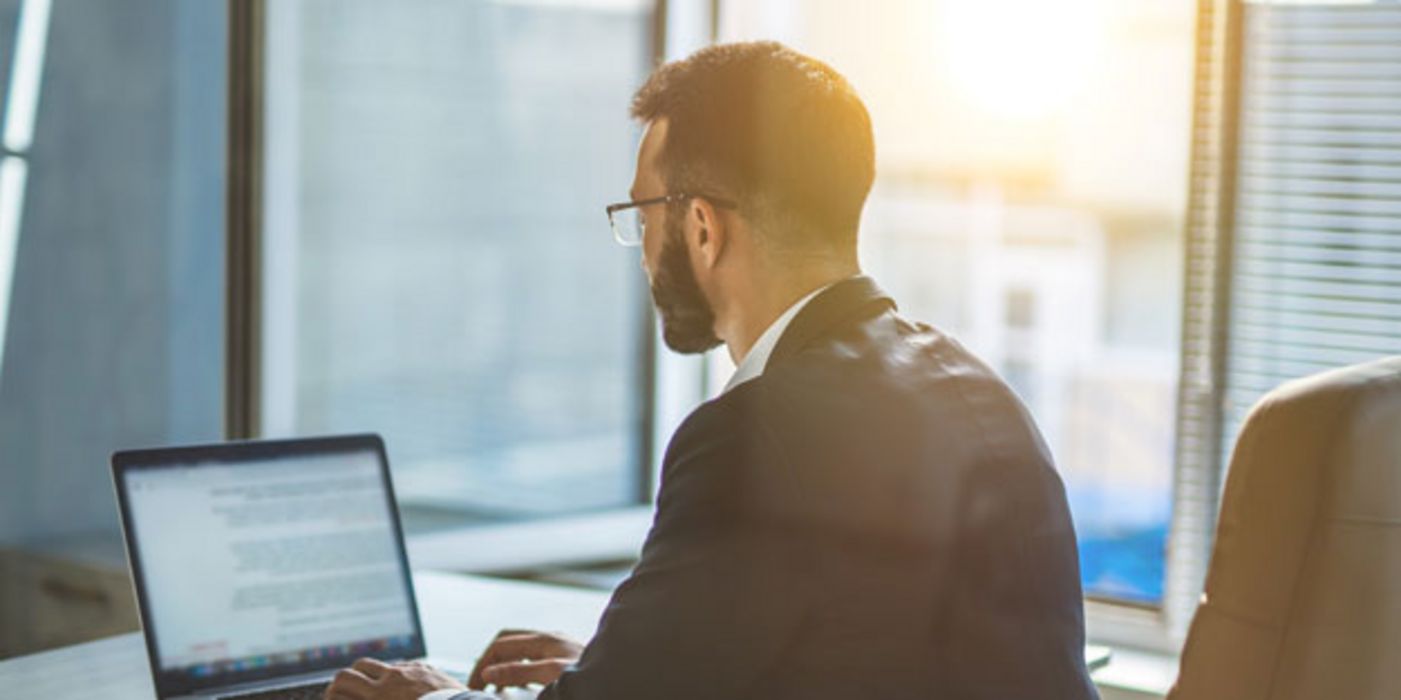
[1238,192,1401,215]
[1242,129,1401,147]
[1236,239,1401,266]
[1230,337,1394,367]
[1235,273,1401,302]
[1240,161,1401,181]
[1231,323,1401,352]
[1233,309,1401,338]
[1245,80,1401,97]
[1237,208,1401,234]
[1238,144,1401,165]
[1245,110,1401,129]
[1233,291,1401,321]
[1241,94,1401,114]
[1241,176,1401,198]
[1237,226,1401,250]
[1245,62,1401,79]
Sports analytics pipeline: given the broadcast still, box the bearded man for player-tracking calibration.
[326,41,1098,700]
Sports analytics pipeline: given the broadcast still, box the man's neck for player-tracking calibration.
[722,265,859,365]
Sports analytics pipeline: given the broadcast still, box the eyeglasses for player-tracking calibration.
[604,192,737,247]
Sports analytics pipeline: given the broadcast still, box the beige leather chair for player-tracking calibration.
[1168,355,1401,700]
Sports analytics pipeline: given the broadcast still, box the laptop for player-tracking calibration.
[112,433,457,699]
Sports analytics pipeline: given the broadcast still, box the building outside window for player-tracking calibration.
[719,0,1195,606]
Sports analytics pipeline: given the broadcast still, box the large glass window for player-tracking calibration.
[0,0,225,657]
[719,0,1195,604]
[260,0,656,526]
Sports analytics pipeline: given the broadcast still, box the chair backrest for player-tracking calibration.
[1168,356,1401,700]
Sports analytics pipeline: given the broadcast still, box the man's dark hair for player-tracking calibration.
[631,41,875,255]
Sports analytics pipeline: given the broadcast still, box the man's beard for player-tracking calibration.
[649,212,722,354]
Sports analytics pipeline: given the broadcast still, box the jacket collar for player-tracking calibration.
[766,275,896,370]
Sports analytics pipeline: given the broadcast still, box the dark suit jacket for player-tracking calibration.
[460,276,1098,699]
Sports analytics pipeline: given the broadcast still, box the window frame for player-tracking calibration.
[227,0,262,442]
[1086,0,1245,653]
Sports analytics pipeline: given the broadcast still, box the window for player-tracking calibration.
[0,0,225,656]
[259,0,657,529]
[718,0,1195,607]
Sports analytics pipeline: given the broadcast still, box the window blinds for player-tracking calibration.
[1171,0,1401,641]
[1226,1,1401,449]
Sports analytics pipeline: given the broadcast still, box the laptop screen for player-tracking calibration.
[113,435,426,696]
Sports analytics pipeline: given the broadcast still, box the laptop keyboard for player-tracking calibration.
[218,681,329,700]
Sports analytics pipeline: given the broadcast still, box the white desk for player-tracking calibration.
[0,571,611,700]
[0,570,1115,698]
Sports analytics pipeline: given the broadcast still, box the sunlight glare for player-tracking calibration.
[939,0,1105,121]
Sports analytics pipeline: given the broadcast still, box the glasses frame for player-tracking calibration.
[605,192,738,246]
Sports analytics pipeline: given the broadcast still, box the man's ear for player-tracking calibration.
[687,198,726,270]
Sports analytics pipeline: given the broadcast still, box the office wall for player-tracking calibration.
[0,0,224,545]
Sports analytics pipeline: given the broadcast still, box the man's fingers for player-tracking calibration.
[486,634,575,661]
[467,630,559,689]
[467,629,533,688]
[467,641,502,689]
[351,657,390,679]
[481,659,571,688]
[324,667,374,699]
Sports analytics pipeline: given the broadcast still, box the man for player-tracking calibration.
[326,41,1098,700]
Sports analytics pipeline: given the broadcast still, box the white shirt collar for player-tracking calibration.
[723,280,843,393]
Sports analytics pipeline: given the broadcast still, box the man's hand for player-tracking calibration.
[324,658,463,700]
[466,629,584,690]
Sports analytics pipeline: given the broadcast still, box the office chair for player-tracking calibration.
[1168,355,1401,699]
